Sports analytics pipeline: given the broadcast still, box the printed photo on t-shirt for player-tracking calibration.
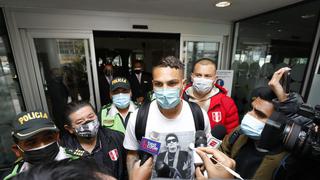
[152,131,195,179]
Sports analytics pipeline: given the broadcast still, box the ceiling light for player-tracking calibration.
[215,1,231,8]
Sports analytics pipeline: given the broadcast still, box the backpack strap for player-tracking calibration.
[182,92,190,101]
[187,101,204,131]
[124,112,131,128]
[135,102,151,141]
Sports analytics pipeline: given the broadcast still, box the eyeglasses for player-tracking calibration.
[166,139,177,143]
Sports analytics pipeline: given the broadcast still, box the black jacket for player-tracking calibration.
[60,127,128,180]
[129,72,152,101]
[98,72,112,106]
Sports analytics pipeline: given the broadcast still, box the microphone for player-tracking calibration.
[139,132,161,166]
[195,130,207,147]
[208,125,227,148]
[193,130,207,165]
[211,124,227,140]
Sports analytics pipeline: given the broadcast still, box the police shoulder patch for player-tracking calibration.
[65,148,86,157]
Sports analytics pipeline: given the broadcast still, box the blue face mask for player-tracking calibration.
[154,88,181,109]
[112,93,131,109]
[240,113,265,140]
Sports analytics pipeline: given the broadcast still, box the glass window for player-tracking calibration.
[33,38,91,131]
[0,9,25,174]
[184,41,220,82]
[231,1,320,117]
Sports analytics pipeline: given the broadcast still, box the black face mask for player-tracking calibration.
[23,142,60,165]
[134,70,141,74]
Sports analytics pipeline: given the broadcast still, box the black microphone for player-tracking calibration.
[140,152,153,166]
[208,125,227,148]
[193,130,207,165]
[211,124,227,140]
[195,130,207,148]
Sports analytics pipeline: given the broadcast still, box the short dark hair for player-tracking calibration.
[165,133,179,144]
[12,158,114,180]
[192,58,217,72]
[64,101,95,126]
[133,60,143,66]
[154,56,184,71]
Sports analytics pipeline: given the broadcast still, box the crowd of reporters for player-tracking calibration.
[1,56,319,180]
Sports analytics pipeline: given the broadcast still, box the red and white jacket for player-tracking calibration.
[183,83,239,134]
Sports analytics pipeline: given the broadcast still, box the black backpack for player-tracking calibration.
[134,101,205,141]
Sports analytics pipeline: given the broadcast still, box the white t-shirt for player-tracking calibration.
[123,100,211,150]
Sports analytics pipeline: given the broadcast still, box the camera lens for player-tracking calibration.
[283,122,302,151]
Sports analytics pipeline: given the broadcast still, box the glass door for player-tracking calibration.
[24,30,98,131]
[0,10,25,174]
[181,35,222,82]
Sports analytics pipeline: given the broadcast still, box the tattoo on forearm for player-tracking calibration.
[127,153,139,174]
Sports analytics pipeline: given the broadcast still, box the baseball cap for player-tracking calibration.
[110,77,130,91]
[250,87,277,103]
[12,110,59,140]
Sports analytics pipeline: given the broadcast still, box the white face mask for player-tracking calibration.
[192,77,214,94]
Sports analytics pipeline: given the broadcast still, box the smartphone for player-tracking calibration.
[280,70,291,93]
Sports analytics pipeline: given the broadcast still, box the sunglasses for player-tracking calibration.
[166,139,177,143]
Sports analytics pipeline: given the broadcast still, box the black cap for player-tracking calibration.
[110,77,130,91]
[12,110,58,140]
[250,87,276,103]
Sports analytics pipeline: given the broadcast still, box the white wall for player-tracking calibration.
[11,8,231,36]
[4,7,231,110]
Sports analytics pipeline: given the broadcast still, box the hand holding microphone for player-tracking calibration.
[195,147,237,180]
[139,132,161,166]
[132,157,153,180]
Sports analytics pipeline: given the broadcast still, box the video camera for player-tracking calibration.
[276,69,320,158]
[258,103,320,159]
[282,104,320,158]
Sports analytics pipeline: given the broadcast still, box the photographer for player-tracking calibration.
[218,67,303,180]
[269,68,319,180]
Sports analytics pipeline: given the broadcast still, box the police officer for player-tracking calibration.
[3,110,81,180]
[61,101,128,180]
[99,77,138,134]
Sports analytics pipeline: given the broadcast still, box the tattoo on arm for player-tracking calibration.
[127,151,139,175]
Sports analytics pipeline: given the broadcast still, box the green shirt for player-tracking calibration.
[99,102,137,134]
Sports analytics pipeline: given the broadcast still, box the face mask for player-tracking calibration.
[192,77,214,94]
[75,119,99,138]
[240,113,265,140]
[19,142,60,165]
[154,88,181,109]
[112,93,131,109]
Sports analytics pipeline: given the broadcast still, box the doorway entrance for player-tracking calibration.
[93,31,180,106]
